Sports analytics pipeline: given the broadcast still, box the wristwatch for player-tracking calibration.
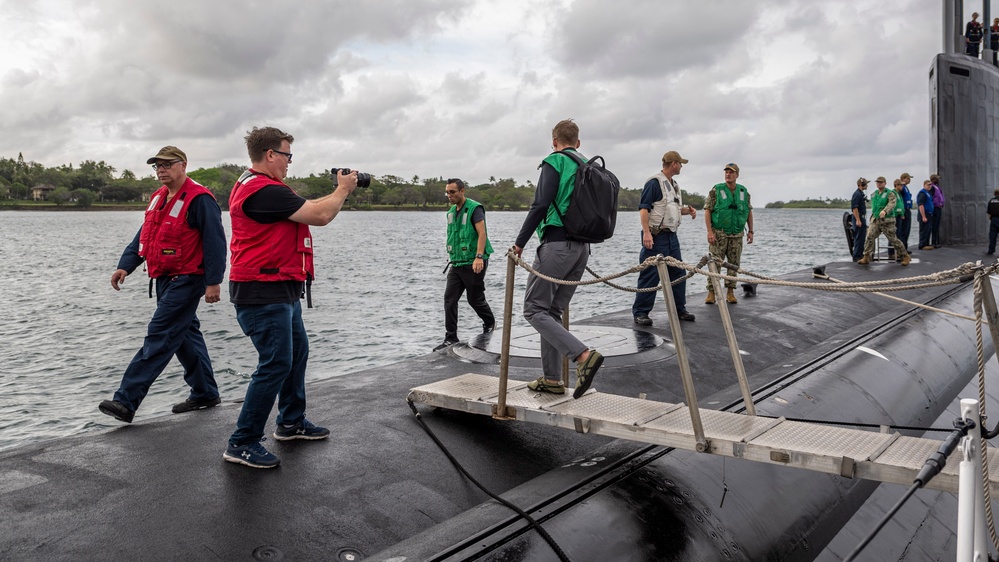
[475,253,484,259]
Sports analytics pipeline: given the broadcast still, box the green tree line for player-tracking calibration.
[765,197,850,209]
[0,153,708,211]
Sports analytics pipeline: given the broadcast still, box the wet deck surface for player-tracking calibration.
[1,248,995,561]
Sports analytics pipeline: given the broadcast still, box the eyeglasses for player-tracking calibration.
[271,149,293,163]
[151,160,183,170]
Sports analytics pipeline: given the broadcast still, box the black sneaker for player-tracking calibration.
[274,419,330,441]
[172,396,222,414]
[223,439,280,469]
[483,323,495,334]
[98,399,134,423]
[634,315,653,326]
[678,311,696,322]
[433,338,459,351]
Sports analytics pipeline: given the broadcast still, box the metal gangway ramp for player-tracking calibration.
[409,254,999,496]
[407,373,999,495]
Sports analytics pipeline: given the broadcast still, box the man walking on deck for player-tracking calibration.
[918,179,936,250]
[223,126,358,469]
[99,146,225,424]
[513,119,604,399]
[434,178,495,351]
[704,163,753,305]
[631,151,697,325]
[851,178,869,262]
[858,177,910,266]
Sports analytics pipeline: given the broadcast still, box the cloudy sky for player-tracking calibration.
[0,0,978,203]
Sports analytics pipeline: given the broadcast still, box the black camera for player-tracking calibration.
[332,167,371,188]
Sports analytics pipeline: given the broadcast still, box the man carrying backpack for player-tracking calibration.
[632,150,697,326]
[513,119,604,399]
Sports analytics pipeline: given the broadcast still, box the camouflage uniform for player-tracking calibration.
[863,188,908,258]
[705,187,750,290]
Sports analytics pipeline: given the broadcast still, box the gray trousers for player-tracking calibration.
[523,241,590,380]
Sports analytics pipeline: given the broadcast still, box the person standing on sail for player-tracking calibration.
[99,146,225,424]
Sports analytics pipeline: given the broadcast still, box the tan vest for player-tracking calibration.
[647,172,683,233]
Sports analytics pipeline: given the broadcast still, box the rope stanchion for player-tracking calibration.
[708,260,755,416]
[494,250,517,420]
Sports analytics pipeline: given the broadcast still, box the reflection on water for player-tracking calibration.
[0,208,846,450]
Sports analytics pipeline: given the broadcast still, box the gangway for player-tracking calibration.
[407,372,999,495]
[409,253,999,497]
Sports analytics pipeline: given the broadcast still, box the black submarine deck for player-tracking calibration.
[1,248,996,561]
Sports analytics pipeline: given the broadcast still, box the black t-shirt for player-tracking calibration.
[230,184,310,305]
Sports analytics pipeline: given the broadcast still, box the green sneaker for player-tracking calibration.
[573,350,604,399]
[527,376,566,395]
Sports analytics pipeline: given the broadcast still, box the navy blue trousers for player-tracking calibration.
[114,274,219,411]
[632,230,688,317]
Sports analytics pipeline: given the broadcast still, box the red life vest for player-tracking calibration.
[228,170,314,282]
[138,178,214,278]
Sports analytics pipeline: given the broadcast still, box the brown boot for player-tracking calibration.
[900,253,911,266]
[705,290,715,304]
[857,254,871,264]
[726,288,738,304]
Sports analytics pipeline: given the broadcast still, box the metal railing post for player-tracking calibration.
[561,305,570,387]
[656,258,707,451]
[708,260,756,416]
[494,251,516,419]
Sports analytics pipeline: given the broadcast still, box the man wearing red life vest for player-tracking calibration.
[98,146,226,424]
[223,126,358,469]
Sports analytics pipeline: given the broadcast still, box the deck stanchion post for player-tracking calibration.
[656,257,707,451]
[562,305,570,387]
[495,250,517,419]
[709,260,756,416]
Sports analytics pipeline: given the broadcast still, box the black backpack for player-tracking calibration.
[552,150,620,243]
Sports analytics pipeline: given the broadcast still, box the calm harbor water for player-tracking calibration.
[0,208,847,452]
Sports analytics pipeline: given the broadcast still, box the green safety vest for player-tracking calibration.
[870,188,897,219]
[446,198,493,266]
[709,183,751,234]
[536,150,581,241]
[892,189,905,217]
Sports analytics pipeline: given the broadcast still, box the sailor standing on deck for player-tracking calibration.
[704,163,753,305]
[917,179,936,250]
[967,12,984,58]
[858,176,910,266]
[631,150,697,325]
[98,146,225,424]
[223,126,357,469]
[850,178,869,262]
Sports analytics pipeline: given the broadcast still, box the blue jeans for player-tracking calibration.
[114,274,218,411]
[632,230,687,317]
[229,301,309,447]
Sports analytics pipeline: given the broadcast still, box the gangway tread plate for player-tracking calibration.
[407,374,999,494]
